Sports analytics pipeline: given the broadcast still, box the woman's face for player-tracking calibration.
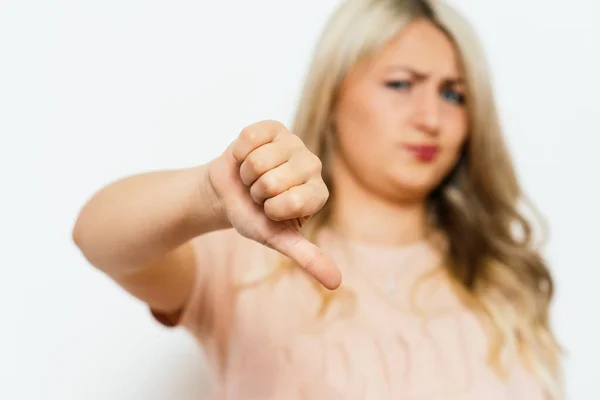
[331,19,468,203]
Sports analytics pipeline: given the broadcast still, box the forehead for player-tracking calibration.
[371,19,463,78]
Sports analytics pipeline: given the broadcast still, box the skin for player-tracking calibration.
[331,19,468,245]
[207,121,341,289]
[72,19,468,317]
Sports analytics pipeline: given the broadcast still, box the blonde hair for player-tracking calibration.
[282,0,563,397]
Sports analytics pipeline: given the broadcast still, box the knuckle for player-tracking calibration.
[287,192,306,215]
[239,120,287,151]
[316,180,328,197]
[318,186,330,208]
[307,152,323,174]
[245,152,264,173]
[265,119,287,131]
[238,162,252,186]
[287,134,307,151]
[269,122,297,144]
[294,151,322,177]
[261,120,285,140]
[249,186,264,205]
[309,183,329,212]
[263,200,283,221]
[322,183,330,200]
[239,126,259,144]
[259,174,280,197]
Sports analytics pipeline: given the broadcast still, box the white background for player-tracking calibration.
[1,0,598,399]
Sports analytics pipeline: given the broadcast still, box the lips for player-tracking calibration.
[404,144,439,162]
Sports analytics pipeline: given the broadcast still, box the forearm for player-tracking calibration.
[72,164,229,274]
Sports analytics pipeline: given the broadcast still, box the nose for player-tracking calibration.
[411,86,440,136]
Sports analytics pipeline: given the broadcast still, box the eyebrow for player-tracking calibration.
[385,65,465,85]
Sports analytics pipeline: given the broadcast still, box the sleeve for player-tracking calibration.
[149,228,243,341]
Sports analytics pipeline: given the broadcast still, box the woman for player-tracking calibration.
[73,0,563,398]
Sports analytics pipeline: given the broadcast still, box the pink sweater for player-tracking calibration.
[153,228,546,399]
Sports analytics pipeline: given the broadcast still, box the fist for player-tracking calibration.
[208,120,341,290]
[232,120,328,222]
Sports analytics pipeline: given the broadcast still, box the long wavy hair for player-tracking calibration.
[271,0,563,397]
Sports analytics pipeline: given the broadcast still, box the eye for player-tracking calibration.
[441,88,466,105]
[385,80,412,90]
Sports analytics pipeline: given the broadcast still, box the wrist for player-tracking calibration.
[184,164,231,235]
[201,161,230,229]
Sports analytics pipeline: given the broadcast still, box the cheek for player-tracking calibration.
[334,89,395,160]
[439,131,467,174]
[441,111,468,158]
[446,131,467,155]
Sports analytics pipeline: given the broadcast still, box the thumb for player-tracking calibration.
[267,228,342,290]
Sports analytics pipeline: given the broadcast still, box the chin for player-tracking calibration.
[384,176,436,202]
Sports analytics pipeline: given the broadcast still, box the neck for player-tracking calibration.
[328,159,430,247]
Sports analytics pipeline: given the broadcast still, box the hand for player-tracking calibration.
[207,120,341,290]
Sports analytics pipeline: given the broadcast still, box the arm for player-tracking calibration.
[72,164,230,315]
[73,120,340,329]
